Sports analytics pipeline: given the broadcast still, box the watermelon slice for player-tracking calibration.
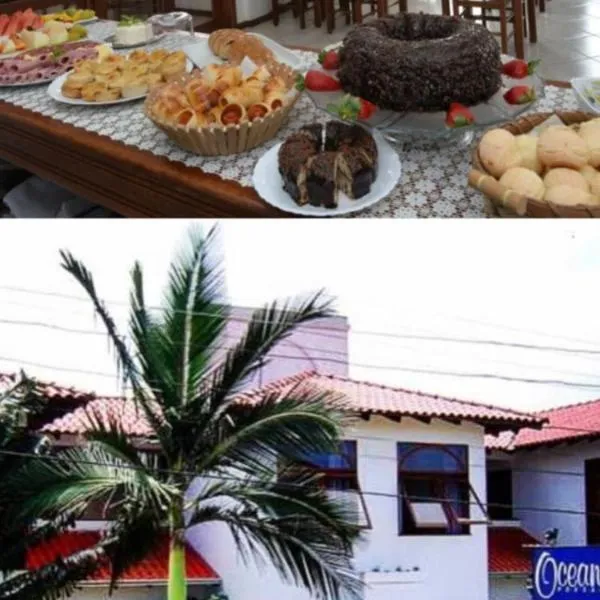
[21,8,37,30]
[31,14,44,29]
[0,15,10,36]
[4,12,23,37]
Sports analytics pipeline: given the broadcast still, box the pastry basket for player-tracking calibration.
[469,111,600,218]
[144,62,301,157]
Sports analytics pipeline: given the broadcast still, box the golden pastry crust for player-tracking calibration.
[208,28,275,67]
[544,185,600,207]
[515,135,543,174]
[499,167,545,200]
[543,168,589,192]
[61,84,82,98]
[95,86,121,102]
[579,165,598,186]
[122,77,149,98]
[81,81,107,102]
[478,129,521,178]
[208,29,246,59]
[538,126,590,169]
[578,120,600,168]
[65,70,94,88]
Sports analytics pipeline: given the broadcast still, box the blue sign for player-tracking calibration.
[532,547,600,600]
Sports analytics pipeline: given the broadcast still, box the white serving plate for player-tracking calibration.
[48,71,148,105]
[107,32,166,49]
[74,17,99,25]
[0,75,55,88]
[253,127,401,217]
[183,32,303,71]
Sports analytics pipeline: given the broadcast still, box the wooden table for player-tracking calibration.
[0,77,571,218]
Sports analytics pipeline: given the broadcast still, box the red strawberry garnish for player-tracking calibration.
[503,85,536,105]
[327,94,378,121]
[304,70,342,92]
[502,59,540,79]
[318,49,340,70]
[445,102,475,128]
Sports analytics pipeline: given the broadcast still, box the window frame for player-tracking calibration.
[397,442,472,537]
[280,440,372,530]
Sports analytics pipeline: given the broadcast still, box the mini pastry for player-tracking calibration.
[81,81,106,102]
[516,134,542,174]
[499,167,545,200]
[95,86,121,102]
[145,72,163,88]
[264,76,287,95]
[61,83,82,98]
[544,185,599,207]
[478,129,521,178]
[543,168,589,192]
[537,126,589,169]
[129,50,149,63]
[121,76,148,98]
[264,90,286,111]
[247,103,270,121]
[94,61,119,76]
[590,172,600,197]
[220,103,246,126]
[161,59,186,79]
[578,120,600,168]
[65,70,94,88]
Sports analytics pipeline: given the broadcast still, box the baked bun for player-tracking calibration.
[538,126,590,169]
[499,167,545,200]
[543,168,589,192]
[544,185,599,207]
[579,165,598,186]
[479,129,521,178]
[516,134,542,174]
[578,120,600,168]
[590,172,600,197]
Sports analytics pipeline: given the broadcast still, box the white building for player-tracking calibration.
[486,398,600,600]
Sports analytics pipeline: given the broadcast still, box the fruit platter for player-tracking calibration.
[41,7,97,24]
[302,13,544,148]
[0,8,88,58]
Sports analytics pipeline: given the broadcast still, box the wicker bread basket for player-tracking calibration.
[469,111,600,218]
[144,62,301,157]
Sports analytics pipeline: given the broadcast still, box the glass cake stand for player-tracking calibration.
[307,45,545,150]
[147,11,195,38]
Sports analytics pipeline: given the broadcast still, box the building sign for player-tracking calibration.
[532,547,600,600]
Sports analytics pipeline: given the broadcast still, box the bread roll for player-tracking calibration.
[478,129,521,178]
[499,167,545,200]
[538,126,590,169]
[543,168,589,192]
[578,120,600,168]
[579,165,598,186]
[516,135,542,174]
[544,185,599,207]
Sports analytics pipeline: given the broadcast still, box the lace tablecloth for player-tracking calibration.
[0,26,580,218]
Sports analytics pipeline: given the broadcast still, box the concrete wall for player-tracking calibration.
[188,416,489,600]
[235,0,270,23]
[72,584,212,600]
[489,577,529,600]
[512,440,600,545]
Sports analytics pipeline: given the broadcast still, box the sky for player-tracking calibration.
[0,220,599,412]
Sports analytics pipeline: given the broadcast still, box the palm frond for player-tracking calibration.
[189,474,362,600]
[60,251,171,450]
[184,291,334,455]
[191,383,351,479]
[158,225,227,407]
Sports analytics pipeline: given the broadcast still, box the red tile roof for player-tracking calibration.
[26,531,219,583]
[486,397,600,450]
[489,527,538,574]
[0,372,97,404]
[43,371,544,437]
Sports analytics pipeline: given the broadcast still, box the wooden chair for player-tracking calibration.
[452,0,525,58]
[272,0,322,28]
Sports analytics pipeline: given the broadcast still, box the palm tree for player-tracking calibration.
[0,226,362,600]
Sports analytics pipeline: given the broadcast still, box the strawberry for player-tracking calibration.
[503,85,536,105]
[304,70,342,92]
[327,94,377,121]
[318,49,340,70]
[445,102,475,128]
[502,59,540,79]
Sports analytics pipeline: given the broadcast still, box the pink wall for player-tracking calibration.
[222,307,349,389]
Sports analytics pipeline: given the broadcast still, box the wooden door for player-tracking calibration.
[585,459,600,544]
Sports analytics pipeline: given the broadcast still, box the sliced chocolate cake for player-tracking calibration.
[278,121,378,209]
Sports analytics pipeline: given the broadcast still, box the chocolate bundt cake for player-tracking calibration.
[338,13,503,112]
[278,122,378,208]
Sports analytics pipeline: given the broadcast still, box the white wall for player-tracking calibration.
[175,0,212,12]
[187,416,489,600]
[72,584,212,600]
[236,0,270,23]
[489,577,529,600]
[512,440,600,546]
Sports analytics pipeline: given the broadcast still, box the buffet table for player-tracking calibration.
[0,23,583,218]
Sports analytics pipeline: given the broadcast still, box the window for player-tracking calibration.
[398,443,478,535]
[280,441,370,528]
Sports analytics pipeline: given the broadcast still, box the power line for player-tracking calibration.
[2,316,600,382]
[2,284,600,356]
[0,447,598,520]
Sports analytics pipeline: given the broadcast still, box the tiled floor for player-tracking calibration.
[245,0,600,81]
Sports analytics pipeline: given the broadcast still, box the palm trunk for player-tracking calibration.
[168,504,187,600]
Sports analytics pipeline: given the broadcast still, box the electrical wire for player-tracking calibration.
[2,284,600,355]
[0,447,597,520]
